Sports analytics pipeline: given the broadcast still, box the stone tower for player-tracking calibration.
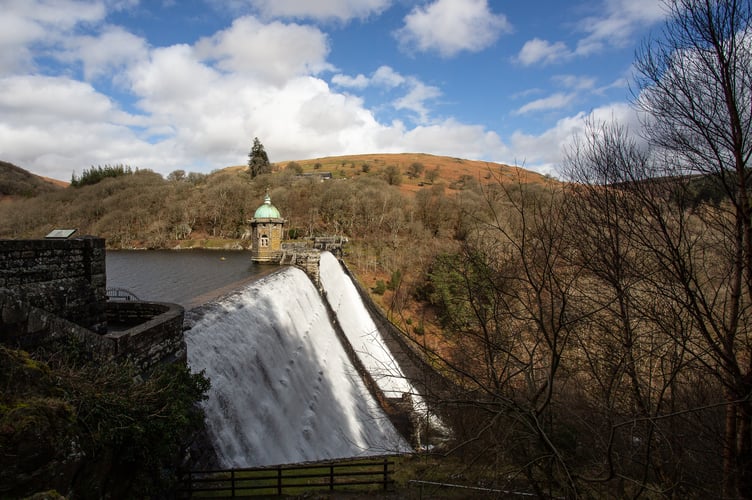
[250,192,285,262]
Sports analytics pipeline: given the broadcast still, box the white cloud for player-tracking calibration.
[393,81,442,123]
[0,75,154,179]
[128,45,220,105]
[63,25,149,80]
[194,16,333,85]
[395,0,511,57]
[516,38,571,66]
[330,65,438,123]
[0,0,107,75]
[576,0,667,56]
[517,0,667,68]
[515,92,576,115]
[248,0,392,22]
[0,75,139,125]
[394,119,509,160]
[371,65,405,88]
[508,102,641,175]
[331,73,370,89]
[553,74,597,90]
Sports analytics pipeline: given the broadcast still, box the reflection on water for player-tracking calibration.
[106,249,275,308]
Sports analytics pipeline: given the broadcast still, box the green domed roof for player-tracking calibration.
[254,193,281,219]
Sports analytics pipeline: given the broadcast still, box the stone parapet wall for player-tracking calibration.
[0,237,106,333]
[1,289,185,373]
[106,301,186,371]
[0,288,116,361]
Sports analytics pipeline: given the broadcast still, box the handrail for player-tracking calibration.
[106,287,140,301]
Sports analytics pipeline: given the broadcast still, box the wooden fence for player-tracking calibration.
[176,457,395,498]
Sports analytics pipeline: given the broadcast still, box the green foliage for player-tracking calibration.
[426,251,499,330]
[388,269,402,291]
[372,280,386,295]
[247,137,271,178]
[0,344,209,498]
[71,164,134,187]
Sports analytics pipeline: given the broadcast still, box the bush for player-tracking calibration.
[0,344,209,498]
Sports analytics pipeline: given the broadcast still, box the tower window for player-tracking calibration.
[260,234,269,247]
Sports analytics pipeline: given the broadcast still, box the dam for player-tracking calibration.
[184,255,413,467]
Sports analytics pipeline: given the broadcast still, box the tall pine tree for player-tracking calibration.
[247,137,271,178]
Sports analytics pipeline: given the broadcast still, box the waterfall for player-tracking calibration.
[185,266,410,468]
[318,252,414,399]
[319,252,449,446]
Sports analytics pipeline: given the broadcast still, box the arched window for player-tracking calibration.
[260,234,269,247]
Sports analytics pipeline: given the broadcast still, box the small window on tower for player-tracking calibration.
[260,234,269,247]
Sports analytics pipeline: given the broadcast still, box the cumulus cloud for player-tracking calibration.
[0,0,107,75]
[194,16,333,85]
[62,25,149,81]
[247,0,392,22]
[0,75,154,179]
[516,38,571,66]
[395,0,511,57]
[371,66,406,88]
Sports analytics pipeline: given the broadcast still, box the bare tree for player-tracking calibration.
[632,0,752,495]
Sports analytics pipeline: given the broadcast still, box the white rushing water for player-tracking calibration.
[319,252,447,445]
[185,266,410,468]
[318,252,414,399]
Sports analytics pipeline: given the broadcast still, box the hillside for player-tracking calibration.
[0,161,64,201]
[274,152,551,193]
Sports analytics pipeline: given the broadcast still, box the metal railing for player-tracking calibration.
[105,287,140,301]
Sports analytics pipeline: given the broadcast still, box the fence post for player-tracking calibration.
[330,464,335,491]
[383,458,389,491]
[277,466,282,495]
[231,470,235,498]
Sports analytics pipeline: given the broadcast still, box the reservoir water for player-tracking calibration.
[106,249,274,308]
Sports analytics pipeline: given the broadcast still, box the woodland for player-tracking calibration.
[2,0,752,497]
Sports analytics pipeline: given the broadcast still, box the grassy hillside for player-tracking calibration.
[275,152,550,191]
[0,160,64,200]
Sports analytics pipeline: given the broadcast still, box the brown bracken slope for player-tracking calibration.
[274,152,555,195]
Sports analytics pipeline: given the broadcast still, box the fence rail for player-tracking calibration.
[176,457,395,498]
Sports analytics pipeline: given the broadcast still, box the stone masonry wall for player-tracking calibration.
[0,238,107,333]
[106,301,187,371]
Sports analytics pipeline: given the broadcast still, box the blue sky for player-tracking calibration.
[0,0,667,181]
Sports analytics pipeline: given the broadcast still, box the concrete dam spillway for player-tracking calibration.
[184,254,411,468]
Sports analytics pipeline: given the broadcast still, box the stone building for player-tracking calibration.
[249,192,285,262]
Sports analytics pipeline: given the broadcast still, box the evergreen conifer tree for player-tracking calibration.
[248,137,271,178]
